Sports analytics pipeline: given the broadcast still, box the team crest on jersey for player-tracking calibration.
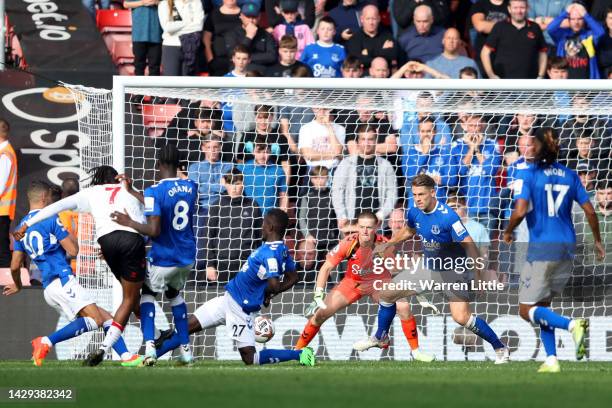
[331,53,340,62]
[312,53,318,59]
[431,225,440,235]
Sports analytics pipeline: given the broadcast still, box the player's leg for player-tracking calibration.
[94,306,142,366]
[164,264,193,361]
[139,283,160,364]
[395,301,435,362]
[295,281,354,349]
[518,261,586,372]
[448,300,509,364]
[240,345,315,367]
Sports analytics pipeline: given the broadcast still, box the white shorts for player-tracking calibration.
[146,263,193,294]
[192,293,255,348]
[519,260,573,304]
[43,276,95,320]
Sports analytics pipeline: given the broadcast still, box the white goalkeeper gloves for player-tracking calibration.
[416,294,440,315]
[305,287,327,317]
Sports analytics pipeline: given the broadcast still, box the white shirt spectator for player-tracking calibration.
[298,120,346,169]
[158,0,204,47]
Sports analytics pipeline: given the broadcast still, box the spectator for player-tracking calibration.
[296,166,338,272]
[399,4,444,63]
[328,0,364,44]
[298,107,346,169]
[300,16,347,77]
[266,35,313,77]
[340,55,364,78]
[392,59,448,79]
[481,0,548,79]
[219,45,251,134]
[83,0,110,19]
[224,2,278,74]
[272,0,315,59]
[393,0,451,35]
[158,0,205,76]
[124,0,163,77]
[563,134,610,177]
[343,97,398,157]
[450,113,502,231]
[367,57,390,78]
[203,0,241,76]
[332,125,397,229]
[237,136,289,214]
[0,119,16,269]
[504,112,537,155]
[597,7,612,74]
[547,2,606,79]
[426,28,480,78]
[240,105,292,182]
[576,162,599,194]
[545,57,571,125]
[402,116,456,207]
[58,178,80,274]
[345,5,398,70]
[188,134,233,270]
[278,67,315,152]
[266,0,316,28]
[398,91,451,148]
[470,0,509,71]
[528,0,572,45]
[446,195,490,265]
[205,169,262,281]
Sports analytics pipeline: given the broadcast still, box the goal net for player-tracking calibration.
[66,78,612,362]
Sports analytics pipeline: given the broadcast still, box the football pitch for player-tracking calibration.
[0,361,610,408]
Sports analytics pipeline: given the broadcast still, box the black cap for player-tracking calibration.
[280,0,299,12]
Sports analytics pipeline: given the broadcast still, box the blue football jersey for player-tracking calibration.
[144,178,198,267]
[407,202,470,270]
[300,42,345,78]
[513,162,590,261]
[14,210,72,288]
[226,241,296,313]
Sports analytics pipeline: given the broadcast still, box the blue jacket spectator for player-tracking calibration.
[399,4,444,62]
[328,0,365,43]
[547,4,606,79]
[527,0,572,45]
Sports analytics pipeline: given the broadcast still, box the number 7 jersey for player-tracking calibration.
[144,178,198,267]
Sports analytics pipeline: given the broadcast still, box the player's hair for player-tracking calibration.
[223,168,244,185]
[342,55,363,71]
[309,166,329,177]
[459,66,478,78]
[534,127,560,166]
[27,180,51,202]
[49,184,62,203]
[232,45,251,57]
[264,208,290,236]
[279,35,298,50]
[291,65,312,78]
[62,177,80,197]
[318,16,336,28]
[0,118,9,137]
[357,211,378,224]
[158,143,181,168]
[547,56,569,71]
[87,165,119,186]
[356,124,377,137]
[412,173,436,189]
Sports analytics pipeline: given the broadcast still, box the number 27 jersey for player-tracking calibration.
[144,178,198,267]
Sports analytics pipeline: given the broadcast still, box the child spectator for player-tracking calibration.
[238,136,289,214]
[205,169,263,282]
[266,35,313,77]
[300,16,346,77]
[296,166,338,273]
[298,107,345,170]
[221,45,251,133]
[272,0,315,59]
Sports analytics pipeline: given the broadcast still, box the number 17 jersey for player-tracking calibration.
[144,178,198,267]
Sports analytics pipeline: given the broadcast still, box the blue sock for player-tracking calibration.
[532,307,570,330]
[467,316,505,350]
[48,317,96,345]
[257,349,301,365]
[103,322,130,357]
[374,302,396,340]
[540,324,556,357]
[140,301,156,342]
[156,331,181,357]
[171,301,189,346]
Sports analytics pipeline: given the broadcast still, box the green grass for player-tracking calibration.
[0,360,610,408]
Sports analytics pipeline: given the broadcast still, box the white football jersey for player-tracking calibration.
[73,184,146,240]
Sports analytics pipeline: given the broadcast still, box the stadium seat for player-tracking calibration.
[111,40,135,65]
[96,9,132,34]
[141,104,182,137]
[0,268,31,287]
[103,33,132,56]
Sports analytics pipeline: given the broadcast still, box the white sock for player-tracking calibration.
[545,355,558,366]
[568,320,576,332]
[41,336,52,347]
[120,352,132,360]
[101,324,123,353]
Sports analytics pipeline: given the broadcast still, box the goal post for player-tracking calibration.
[66,77,612,362]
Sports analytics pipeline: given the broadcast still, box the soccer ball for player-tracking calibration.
[254,315,274,343]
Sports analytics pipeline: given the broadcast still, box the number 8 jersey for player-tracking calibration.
[144,178,198,267]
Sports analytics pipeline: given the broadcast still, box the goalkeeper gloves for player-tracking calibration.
[416,294,440,315]
[305,288,327,317]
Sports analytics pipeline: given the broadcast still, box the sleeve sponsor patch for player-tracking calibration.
[513,179,523,196]
[452,220,467,236]
[266,258,279,274]
[144,196,155,212]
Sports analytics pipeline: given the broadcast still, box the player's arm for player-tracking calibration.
[13,195,80,240]
[266,269,298,297]
[581,201,606,260]
[3,251,26,296]
[116,174,144,204]
[503,198,528,243]
[59,235,79,258]
[110,211,161,238]
[376,226,416,255]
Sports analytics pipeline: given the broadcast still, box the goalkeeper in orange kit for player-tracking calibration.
[295,211,435,361]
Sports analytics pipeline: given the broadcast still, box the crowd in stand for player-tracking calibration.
[115,0,612,283]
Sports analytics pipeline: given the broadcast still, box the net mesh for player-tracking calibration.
[65,81,612,362]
